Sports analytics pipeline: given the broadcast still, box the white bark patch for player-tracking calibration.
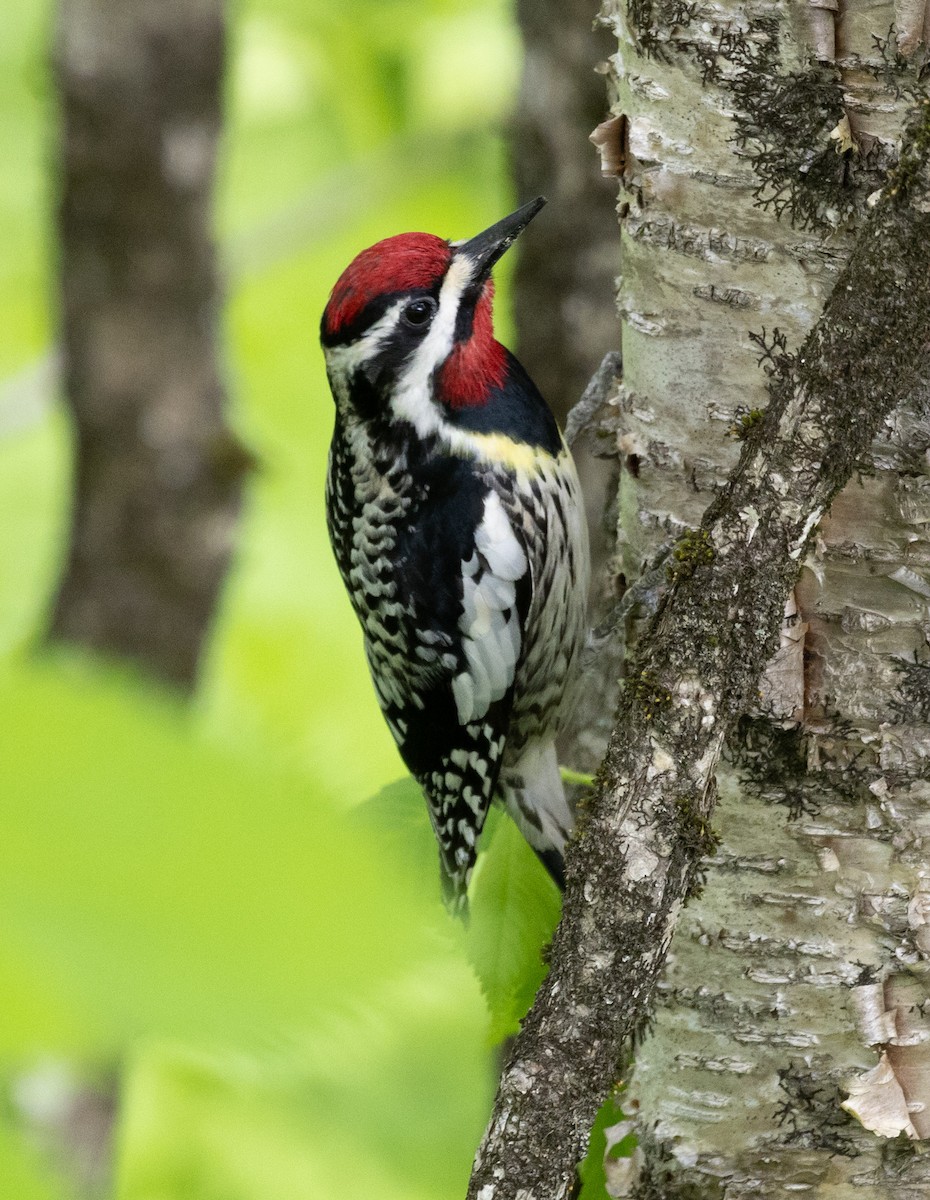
[757,590,807,722]
[846,976,930,1139]
[649,742,676,778]
[895,0,930,57]
[694,744,719,778]
[508,1066,536,1095]
[674,1053,756,1074]
[738,505,759,543]
[626,115,692,164]
[907,886,930,957]
[670,1140,699,1168]
[674,679,719,737]
[626,312,665,337]
[842,1051,919,1139]
[850,984,901,1045]
[623,838,660,882]
[807,0,838,60]
[788,507,824,559]
[888,565,930,601]
[617,431,648,458]
[603,1119,640,1197]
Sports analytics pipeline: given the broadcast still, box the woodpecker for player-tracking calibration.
[321,197,589,911]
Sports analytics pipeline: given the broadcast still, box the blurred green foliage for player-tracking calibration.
[0,0,577,1196]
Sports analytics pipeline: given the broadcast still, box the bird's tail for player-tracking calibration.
[497,739,573,890]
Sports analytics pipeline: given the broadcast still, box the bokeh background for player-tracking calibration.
[0,1,614,1196]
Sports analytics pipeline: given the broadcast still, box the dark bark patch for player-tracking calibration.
[775,1060,859,1155]
[891,658,930,724]
[625,0,699,59]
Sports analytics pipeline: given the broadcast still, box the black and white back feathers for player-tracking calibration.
[322,199,589,910]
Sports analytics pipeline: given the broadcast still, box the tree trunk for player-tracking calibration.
[51,0,246,689]
[510,0,621,601]
[511,0,620,428]
[604,0,930,1193]
[469,1,930,1196]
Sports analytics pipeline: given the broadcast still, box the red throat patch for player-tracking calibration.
[323,233,451,337]
[440,282,506,409]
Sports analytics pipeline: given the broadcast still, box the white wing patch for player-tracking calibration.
[451,491,527,725]
[474,490,527,581]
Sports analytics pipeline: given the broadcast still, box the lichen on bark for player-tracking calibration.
[602,5,930,1195]
[468,2,930,1197]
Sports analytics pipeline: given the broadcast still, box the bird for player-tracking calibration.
[321,197,590,912]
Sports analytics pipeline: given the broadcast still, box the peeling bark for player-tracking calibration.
[467,0,930,1189]
[896,0,930,58]
[51,0,247,688]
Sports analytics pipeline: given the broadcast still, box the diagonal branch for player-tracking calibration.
[468,97,930,1200]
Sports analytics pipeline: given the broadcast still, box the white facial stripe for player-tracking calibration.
[325,255,513,460]
[323,300,406,392]
[389,256,476,439]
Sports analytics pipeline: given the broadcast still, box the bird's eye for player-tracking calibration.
[402,298,435,327]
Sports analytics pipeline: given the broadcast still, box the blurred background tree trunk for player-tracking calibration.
[510,0,620,595]
[511,0,618,424]
[50,0,247,690]
[40,1,244,1188]
[589,0,930,1193]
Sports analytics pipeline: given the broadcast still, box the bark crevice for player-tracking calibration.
[467,94,930,1200]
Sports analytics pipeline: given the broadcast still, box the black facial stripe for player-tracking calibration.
[346,369,382,422]
[321,283,443,348]
[320,291,398,347]
[452,281,482,344]
[341,291,442,413]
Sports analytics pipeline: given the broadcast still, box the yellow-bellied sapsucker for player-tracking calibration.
[321,198,589,911]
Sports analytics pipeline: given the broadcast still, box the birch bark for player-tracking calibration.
[603,0,930,1194]
[510,0,622,593]
[469,1,930,1196]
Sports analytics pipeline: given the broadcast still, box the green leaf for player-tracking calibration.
[0,657,446,1055]
[577,1088,634,1200]
[116,957,494,1200]
[351,776,440,888]
[465,812,561,1043]
[0,1119,66,1200]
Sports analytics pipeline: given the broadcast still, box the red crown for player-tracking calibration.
[323,233,451,337]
